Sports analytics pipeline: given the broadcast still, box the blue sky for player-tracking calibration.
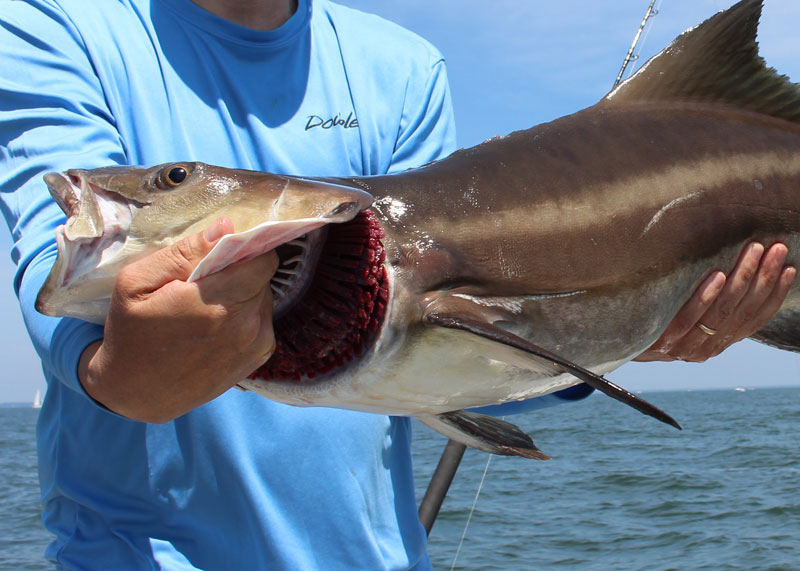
[1,0,799,402]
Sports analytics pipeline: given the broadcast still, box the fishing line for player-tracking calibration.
[450,451,493,571]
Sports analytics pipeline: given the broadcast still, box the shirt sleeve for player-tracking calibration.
[388,56,457,172]
[0,2,125,399]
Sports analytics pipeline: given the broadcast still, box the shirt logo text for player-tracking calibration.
[305,112,359,131]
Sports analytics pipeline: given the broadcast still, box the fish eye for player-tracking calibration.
[156,164,192,189]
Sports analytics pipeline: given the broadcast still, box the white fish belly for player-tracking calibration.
[241,327,630,415]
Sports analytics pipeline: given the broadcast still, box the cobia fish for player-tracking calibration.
[36,0,800,458]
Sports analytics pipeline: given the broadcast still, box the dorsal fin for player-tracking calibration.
[603,0,800,125]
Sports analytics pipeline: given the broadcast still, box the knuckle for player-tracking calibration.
[205,304,232,331]
[738,267,756,284]
[738,308,756,324]
[681,346,708,363]
[167,240,198,271]
[116,264,136,285]
[716,304,734,321]
[185,304,229,338]
[234,312,263,348]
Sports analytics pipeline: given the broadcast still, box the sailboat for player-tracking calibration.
[32,389,42,409]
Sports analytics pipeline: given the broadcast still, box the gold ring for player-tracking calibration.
[697,323,718,336]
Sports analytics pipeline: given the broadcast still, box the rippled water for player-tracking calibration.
[0,407,51,570]
[413,387,800,570]
[3,387,799,569]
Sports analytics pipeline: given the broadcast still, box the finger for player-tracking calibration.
[698,242,764,331]
[634,272,725,362]
[204,217,235,243]
[196,250,279,305]
[228,285,277,379]
[659,271,726,342]
[253,284,277,366]
[731,243,788,328]
[747,265,797,332]
[118,217,233,295]
[657,323,719,362]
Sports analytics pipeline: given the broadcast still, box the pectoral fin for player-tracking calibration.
[417,410,549,460]
[423,295,681,430]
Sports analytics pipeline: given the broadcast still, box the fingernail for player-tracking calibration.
[700,272,725,304]
[749,242,765,258]
[204,218,228,242]
[709,271,726,291]
[785,267,797,284]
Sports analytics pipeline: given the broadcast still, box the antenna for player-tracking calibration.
[614,0,662,88]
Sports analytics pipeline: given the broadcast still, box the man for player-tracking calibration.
[0,0,792,568]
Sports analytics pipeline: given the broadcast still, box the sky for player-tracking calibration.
[1,0,800,402]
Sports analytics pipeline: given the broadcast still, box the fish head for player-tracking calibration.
[36,162,373,323]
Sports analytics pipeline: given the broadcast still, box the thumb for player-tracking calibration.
[119,217,234,294]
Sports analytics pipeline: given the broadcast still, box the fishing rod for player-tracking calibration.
[417,0,664,540]
[614,0,662,88]
[418,439,466,535]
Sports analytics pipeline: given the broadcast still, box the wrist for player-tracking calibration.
[78,340,103,391]
[78,340,113,408]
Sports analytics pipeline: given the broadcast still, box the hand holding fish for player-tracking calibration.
[77,218,278,423]
[636,243,796,363]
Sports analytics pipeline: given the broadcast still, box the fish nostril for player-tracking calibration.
[329,201,356,217]
[68,174,83,187]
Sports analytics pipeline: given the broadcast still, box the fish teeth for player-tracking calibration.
[280,255,306,267]
[270,234,311,301]
[287,237,310,251]
[270,284,287,298]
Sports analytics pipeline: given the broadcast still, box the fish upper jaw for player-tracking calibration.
[36,171,144,323]
[44,171,142,242]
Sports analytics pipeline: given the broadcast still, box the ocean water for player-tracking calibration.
[2,387,799,569]
[0,406,51,570]
[414,387,800,570]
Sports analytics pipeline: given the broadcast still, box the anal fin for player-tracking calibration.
[418,410,549,460]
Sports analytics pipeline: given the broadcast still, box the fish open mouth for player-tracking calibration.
[251,210,389,382]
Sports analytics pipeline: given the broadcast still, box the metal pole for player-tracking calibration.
[418,440,467,536]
